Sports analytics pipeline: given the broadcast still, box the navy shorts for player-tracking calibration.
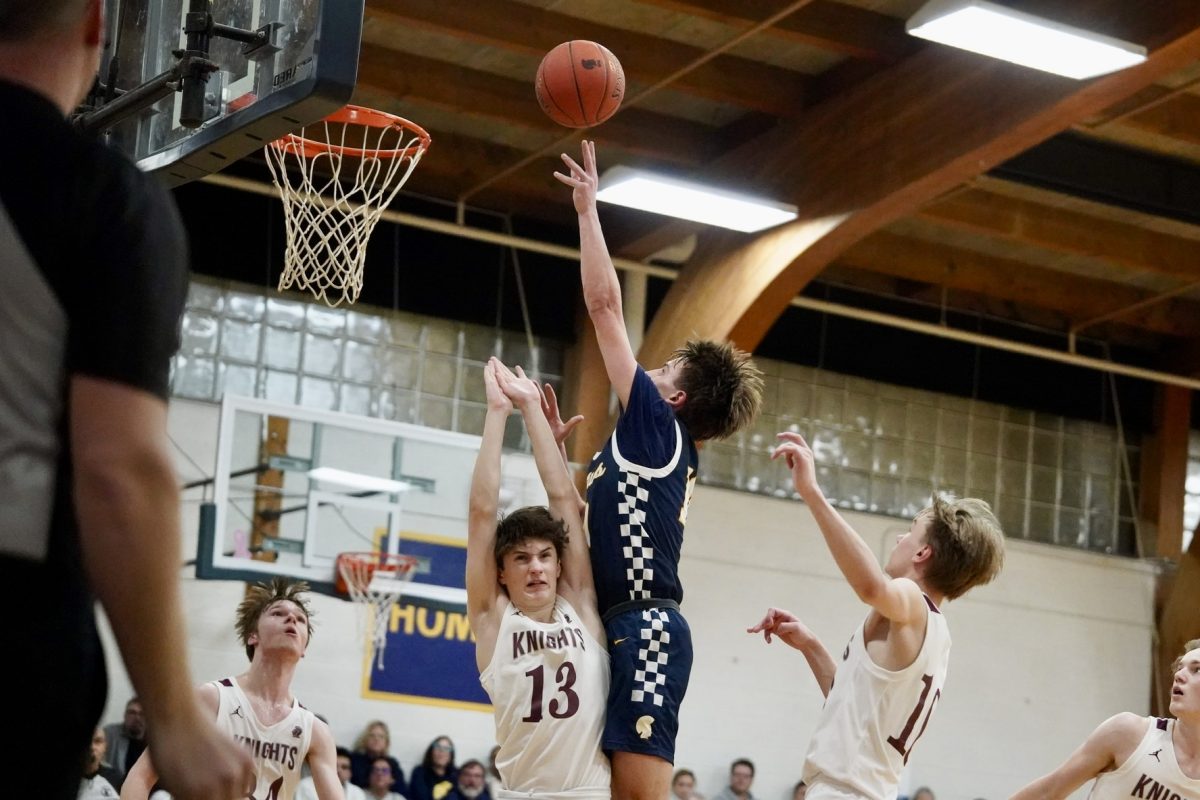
[602,605,693,763]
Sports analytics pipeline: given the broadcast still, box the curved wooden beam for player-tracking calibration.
[635,1,1200,368]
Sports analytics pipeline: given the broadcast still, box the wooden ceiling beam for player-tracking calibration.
[917,187,1200,280]
[1116,90,1200,146]
[840,231,1200,339]
[632,1,1200,369]
[357,43,720,166]
[637,0,915,61]
[365,0,810,118]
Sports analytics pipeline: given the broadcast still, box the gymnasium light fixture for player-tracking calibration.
[595,166,799,233]
[906,0,1147,80]
[307,467,411,494]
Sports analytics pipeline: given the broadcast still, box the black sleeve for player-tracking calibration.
[66,157,189,399]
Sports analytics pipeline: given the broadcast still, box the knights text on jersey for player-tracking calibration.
[479,596,610,798]
[213,677,315,800]
[803,597,951,800]
[585,367,698,615]
[1087,718,1200,800]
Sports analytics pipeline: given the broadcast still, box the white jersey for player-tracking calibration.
[212,676,315,800]
[803,597,951,800]
[480,596,610,799]
[1088,717,1200,800]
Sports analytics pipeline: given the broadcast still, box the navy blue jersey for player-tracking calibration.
[585,367,699,616]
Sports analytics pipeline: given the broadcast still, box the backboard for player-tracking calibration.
[198,394,549,610]
[96,0,362,185]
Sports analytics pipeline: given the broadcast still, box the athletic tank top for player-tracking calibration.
[803,597,951,799]
[1088,717,1200,800]
[212,677,315,800]
[585,367,698,616]
[479,596,610,798]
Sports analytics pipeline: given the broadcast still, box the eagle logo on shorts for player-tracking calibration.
[292,726,303,738]
[636,715,654,739]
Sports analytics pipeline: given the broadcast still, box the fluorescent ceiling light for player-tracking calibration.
[906,0,1147,80]
[596,166,798,233]
[307,467,411,494]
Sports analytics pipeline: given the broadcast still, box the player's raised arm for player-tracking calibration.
[1008,713,1144,800]
[747,607,837,697]
[554,139,638,406]
[540,381,586,516]
[307,719,347,800]
[494,360,601,637]
[773,432,926,625]
[465,361,510,665]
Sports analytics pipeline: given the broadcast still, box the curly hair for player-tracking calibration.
[234,577,315,661]
[672,340,763,442]
[493,506,568,570]
[921,495,1005,601]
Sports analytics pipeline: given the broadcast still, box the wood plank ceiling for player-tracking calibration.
[339,0,1200,374]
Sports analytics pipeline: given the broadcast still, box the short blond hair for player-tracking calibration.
[1172,639,1200,673]
[921,495,1005,601]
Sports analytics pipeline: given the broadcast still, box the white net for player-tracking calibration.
[264,108,429,307]
[336,553,418,670]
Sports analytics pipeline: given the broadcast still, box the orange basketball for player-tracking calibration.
[535,41,624,128]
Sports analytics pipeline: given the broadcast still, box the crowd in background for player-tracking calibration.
[78,697,980,800]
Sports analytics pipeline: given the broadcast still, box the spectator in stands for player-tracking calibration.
[443,759,491,800]
[711,760,756,800]
[102,697,146,780]
[484,746,501,799]
[300,746,365,800]
[366,756,407,800]
[912,788,935,800]
[408,736,457,800]
[351,720,406,794]
[672,769,702,800]
[78,727,121,798]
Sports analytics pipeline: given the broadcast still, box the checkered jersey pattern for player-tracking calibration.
[617,470,654,599]
[631,608,671,706]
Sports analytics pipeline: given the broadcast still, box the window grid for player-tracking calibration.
[172,281,1148,557]
[171,280,564,452]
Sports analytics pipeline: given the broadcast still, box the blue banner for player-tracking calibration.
[362,532,492,711]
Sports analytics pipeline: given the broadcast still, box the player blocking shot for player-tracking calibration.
[750,432,1005,800]
[466,358,610,800]
[555,140,764,800]
[1008,639,1200,800]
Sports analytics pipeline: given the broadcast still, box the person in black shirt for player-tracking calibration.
[0,2,253,798]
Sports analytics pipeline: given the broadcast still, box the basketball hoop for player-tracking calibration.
[264,106,431,307]
[335,551,419,670]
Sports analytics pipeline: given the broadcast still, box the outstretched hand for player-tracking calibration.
[553,140,598,216]
[772,431,820,498]
[541,382,584,447]
[746,607,814,651]
[483,359,513,414]
[491,358,542,410]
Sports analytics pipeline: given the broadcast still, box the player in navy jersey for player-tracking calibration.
[1009,638,1200,800]
[555,140,764,800]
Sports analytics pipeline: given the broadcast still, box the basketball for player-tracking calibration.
[535,40,625,128]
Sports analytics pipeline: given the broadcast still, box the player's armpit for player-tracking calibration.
[861,575,928,626]
[1008,712,1144,800]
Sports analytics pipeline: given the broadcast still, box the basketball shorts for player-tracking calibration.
[601,605,693,763]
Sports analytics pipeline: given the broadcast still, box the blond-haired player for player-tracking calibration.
[749,432,1005,800]
[1009,638,1200,799]
[122,579,343,800]
[466,358,610,800]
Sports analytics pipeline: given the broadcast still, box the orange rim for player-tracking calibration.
[271,105,431,160]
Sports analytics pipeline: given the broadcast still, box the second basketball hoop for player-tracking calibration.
[264,105,431,307]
